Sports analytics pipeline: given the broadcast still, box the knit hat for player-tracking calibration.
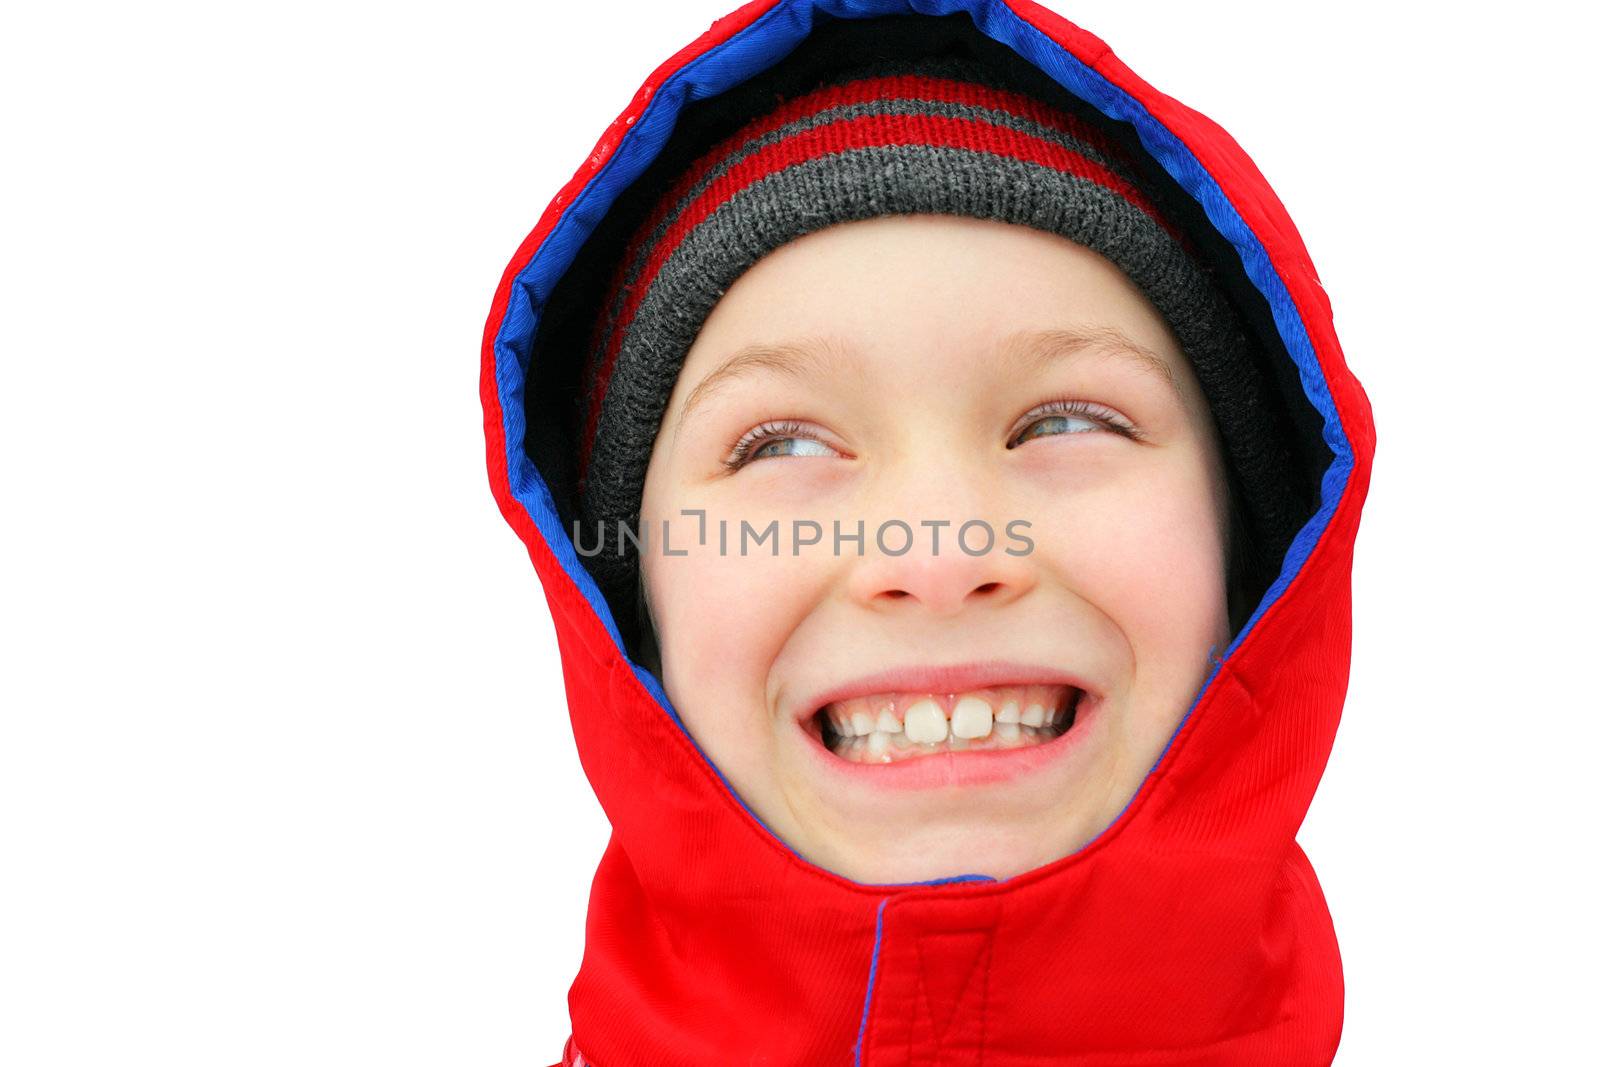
[573,54,1300,644]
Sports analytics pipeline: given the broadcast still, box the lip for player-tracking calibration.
[792,659,1099,725]
[794,688,1103,791]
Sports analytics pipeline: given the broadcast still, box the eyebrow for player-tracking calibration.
[1002,325,1179,395]
[673,324,1179,445]
[672,334,855,452]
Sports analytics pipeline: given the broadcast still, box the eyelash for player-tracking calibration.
[1007,398,1145,448]
[720,400,1143,473]
[722,419,821,472]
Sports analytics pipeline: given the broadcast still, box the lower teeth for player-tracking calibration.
[824,720,1070,764]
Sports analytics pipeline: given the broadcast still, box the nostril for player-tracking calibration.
[974,581,1001,595]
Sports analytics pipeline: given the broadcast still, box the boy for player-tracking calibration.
[482,5,1374,1065]
[625,209,1241,887]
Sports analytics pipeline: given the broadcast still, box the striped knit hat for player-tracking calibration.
[574,55,1298,638]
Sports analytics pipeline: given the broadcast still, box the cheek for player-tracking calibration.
[1033,451,1228,653]
[644,533,824,737]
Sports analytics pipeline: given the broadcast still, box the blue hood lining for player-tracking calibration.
[490,0,1354,888]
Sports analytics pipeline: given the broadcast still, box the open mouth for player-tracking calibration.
[811,684,1083,764]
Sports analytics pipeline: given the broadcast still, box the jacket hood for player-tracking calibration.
[481,3,1376,1065]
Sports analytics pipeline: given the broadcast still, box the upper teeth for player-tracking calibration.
[823,685,1076,744]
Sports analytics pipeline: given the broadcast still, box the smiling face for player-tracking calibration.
[635,213,1233,884]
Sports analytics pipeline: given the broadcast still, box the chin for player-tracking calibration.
[809,812,1100,886]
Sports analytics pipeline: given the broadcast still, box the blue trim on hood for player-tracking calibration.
[491,0,1354,884]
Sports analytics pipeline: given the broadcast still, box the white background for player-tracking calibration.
[4,1,1594,1063]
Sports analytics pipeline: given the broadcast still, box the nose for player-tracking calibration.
[845,519,1038,618]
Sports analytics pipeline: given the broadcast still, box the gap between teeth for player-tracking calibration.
[825,692,1073,751]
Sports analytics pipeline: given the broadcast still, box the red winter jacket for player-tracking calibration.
[481,2,1376,1064]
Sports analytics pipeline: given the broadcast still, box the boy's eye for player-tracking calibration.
[1007,399,1140,448]
[722,419,841,472]
[748,435,837,462]
[1011,412,1101,445]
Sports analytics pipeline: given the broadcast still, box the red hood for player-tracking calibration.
[480,2,1376,1064]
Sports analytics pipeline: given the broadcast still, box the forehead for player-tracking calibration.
[671,215,1202,407]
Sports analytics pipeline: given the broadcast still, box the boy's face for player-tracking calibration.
[637,214,1232,884]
